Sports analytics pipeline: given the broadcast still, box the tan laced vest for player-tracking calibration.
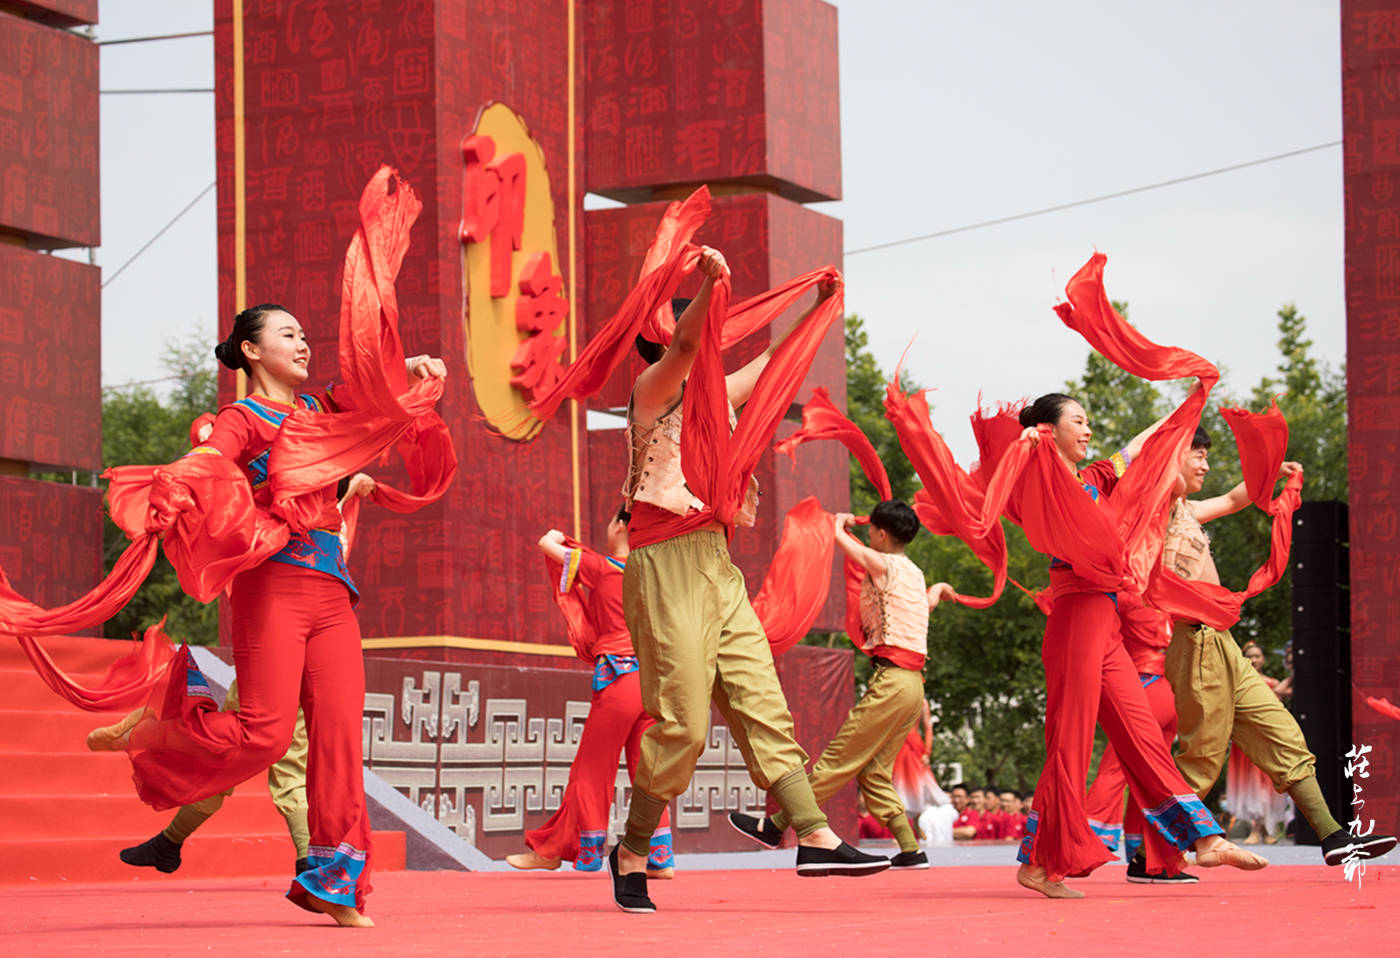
[1162,499,1220,585]
[623,388,758,526]
[859,553,929,658]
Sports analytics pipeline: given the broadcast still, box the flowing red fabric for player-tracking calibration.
[1,165,455,711]
[1143,404,1304,630]
[543,536,596,662]
[750,496,837,656]
[18,620,180,712]
[527,189,710,421]
[774,386,893,501]
[681,268,845,525]
[1366,696,1400,722]
[768,389,895,648]
[268,167,455,534]
[883,380,1034,607]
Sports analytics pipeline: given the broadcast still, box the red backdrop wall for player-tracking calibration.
[1342,0,1400,834]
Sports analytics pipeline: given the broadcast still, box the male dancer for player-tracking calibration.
[506,514,674,877]
[730,502,955,870]
[1163,428,1396,865]
[611,247,885,914]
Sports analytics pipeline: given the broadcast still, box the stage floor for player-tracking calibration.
[2,855,1391,957]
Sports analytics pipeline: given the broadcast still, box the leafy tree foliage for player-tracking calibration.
[101,333,219,645]
[829,302,1345,790]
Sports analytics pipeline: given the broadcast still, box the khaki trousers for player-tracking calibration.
[1165,623,1316,798]
[780,663,924,852]
[622,530,820,835]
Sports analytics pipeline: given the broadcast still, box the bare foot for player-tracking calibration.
[796,826,842,851]
[617,845,647,876]
[306,896,375,927]
[1016,864,1085,899]
[506,850,561,871]
[1194,837,1267,871]
[86,707,150,752]
[646,867,675,880]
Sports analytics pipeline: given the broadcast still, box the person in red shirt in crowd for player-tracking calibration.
[998,790,1028,842]
[977,788,1003,840]
[951,785,980,840]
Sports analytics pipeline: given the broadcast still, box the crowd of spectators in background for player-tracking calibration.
[949,784,1030,842]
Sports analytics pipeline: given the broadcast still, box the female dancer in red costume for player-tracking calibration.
[1012,393,1265,899]
[87,303,446,927]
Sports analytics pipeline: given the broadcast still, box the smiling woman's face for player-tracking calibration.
[244,310,309,386]
[1049,399,1091,465]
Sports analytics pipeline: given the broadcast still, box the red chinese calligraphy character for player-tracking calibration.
[460,134,527,297]
[509,252,570,399]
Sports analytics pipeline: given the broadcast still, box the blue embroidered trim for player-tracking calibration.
[1017,810,1038,865]
[648,826,674,870]
[1141,674,1160,688]
[183,648,214,700]
[295,842,367,907]
[576,831,605,872]
[592,654,640,692]
[1141,793,1223,850]
[1124,831,1144,864]
[1088,818,1122,852]
[605,555,626,573]
[268,528,358,602]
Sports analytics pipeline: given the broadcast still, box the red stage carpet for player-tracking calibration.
[1,864,1391,956]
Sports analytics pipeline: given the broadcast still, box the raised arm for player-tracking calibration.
[1121,408,1174,462]
[724,274,839,410]
[926,582,956,611]
[1195,461,1302,524]
[631,247,729,423]
[832,512,889,589]
[536,528,570,564]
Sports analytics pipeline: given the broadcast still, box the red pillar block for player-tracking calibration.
[1342,0,1400,833]
[214,0,586,650]
[583,0,840,203]
[0,245,101,470]
[0,11,99,248]
[0,476,102,631]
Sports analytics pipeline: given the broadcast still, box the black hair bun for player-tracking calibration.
[214,339,241,371]
[1018,406,1036,429]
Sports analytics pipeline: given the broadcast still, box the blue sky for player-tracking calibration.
[85,1,1344,463]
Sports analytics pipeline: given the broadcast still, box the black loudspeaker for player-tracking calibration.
[1289,501,1351,845]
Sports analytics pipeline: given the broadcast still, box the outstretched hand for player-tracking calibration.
[344,473,376,500]
[696,246,729,280]
[1278,460,1303,481]
[927,582,957,610]
[407,355,448,380]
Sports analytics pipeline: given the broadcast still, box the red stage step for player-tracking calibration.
[1,635,405,886]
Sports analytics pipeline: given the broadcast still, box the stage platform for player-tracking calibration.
[3,849,1390,956]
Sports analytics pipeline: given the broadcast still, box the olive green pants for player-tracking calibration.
[163,678,311,858]
[620,529,826,856]
[1165,623,1317,797]
[772,663,924,853]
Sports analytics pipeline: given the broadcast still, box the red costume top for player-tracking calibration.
[557,546,633,660]
[195,391,355,599]
[976,813,1002,840]
[997,813,1028,841]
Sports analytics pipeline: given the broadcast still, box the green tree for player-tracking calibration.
[102,332,219,645]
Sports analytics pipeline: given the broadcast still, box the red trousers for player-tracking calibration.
[1083,673,1180,872]
[129,563,372,911]
[1020,592,1220,881]
[526,670,673,869]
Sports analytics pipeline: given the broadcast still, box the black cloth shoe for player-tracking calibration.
[728,811,784,849]
[607,845,656,914]
[294,857,310,877]
[1322,830,1398,866]
[1125,852,1198,884]
[795,841,891,877]
[888,849,929,869]
[119,833,182,874]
